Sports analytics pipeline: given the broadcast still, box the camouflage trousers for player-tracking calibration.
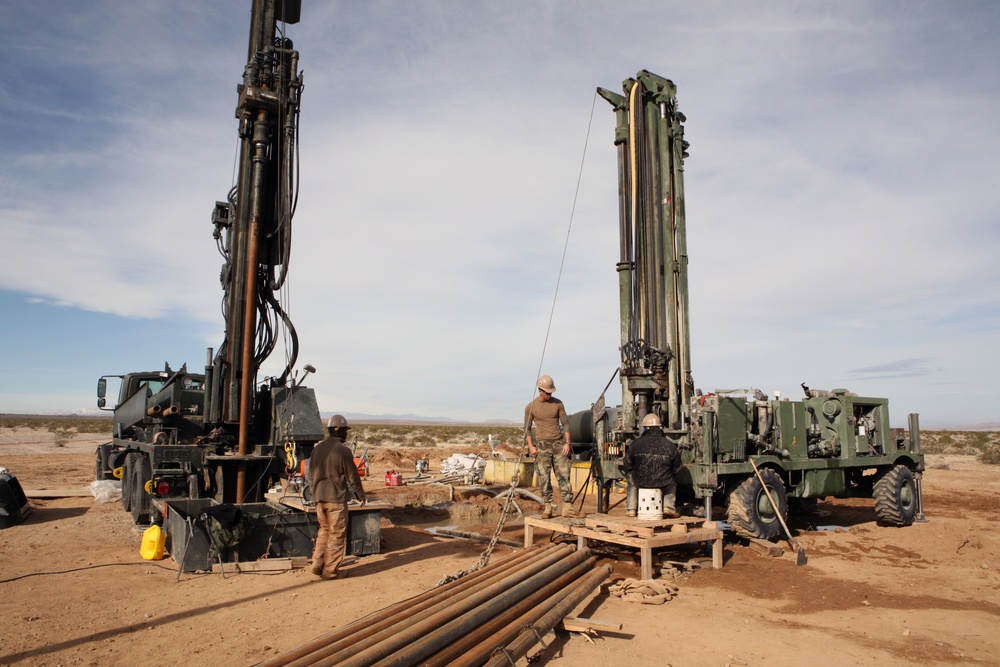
[534,440,573,504]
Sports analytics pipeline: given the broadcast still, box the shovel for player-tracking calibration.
[750,459,808,566]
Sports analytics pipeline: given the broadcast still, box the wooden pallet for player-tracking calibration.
[584,515,705,538]
[263,492,393,514]
[524,515,724,580]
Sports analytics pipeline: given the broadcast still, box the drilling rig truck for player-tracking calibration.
[571,71,925,540]
[93,0,323,527]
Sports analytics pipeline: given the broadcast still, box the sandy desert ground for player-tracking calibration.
[1,426,998,667]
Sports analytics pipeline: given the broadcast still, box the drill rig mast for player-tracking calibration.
[579,71,925,537]
[208,0,308,503]
[97,0,323,520]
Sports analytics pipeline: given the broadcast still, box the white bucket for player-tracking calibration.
[637,488,663,520]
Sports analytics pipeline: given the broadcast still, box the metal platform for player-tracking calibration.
[523,514,724,580]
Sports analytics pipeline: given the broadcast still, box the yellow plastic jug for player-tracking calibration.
[140,524,166,560]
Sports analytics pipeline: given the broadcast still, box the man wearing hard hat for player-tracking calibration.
[308,414,366,580]
[524,375,582,519]
[624,412,683,518]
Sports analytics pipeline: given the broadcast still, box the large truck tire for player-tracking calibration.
[94,445,109,481]
[727,468,787,540]
[122,453,138,512]
[130,455,152,525]
[874,464,916,527]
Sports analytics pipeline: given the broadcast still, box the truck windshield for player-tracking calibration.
[140,380,166,395]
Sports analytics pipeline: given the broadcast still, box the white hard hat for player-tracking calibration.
[642,413,661,428]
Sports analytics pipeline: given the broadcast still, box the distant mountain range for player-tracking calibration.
[22,409,517,426]
[330,412,517,426]
[13,409,996,431]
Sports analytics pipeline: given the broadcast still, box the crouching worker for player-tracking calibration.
[309,414,366,580]
[625,413,683,518]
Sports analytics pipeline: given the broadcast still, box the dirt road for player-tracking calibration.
[1,428,997,666]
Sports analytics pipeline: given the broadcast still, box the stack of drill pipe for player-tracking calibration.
[253,545,548,667]
[256,542,608,667]
[481,564,613,667]
[421,560,610,667]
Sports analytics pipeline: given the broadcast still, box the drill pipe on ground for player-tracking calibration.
[359,549,596,667]
[418,556,598,667]
[325,544,581,667]
[256,544,553,667]
[482,564,614,667]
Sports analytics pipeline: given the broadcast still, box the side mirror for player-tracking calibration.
[98,397,106,409]
[97,378,107,399]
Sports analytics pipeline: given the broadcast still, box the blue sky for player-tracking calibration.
[1,1,998,428]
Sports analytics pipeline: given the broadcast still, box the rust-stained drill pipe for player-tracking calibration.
[483,564,613,667]
[420,556,597,667]
[367,549,595,667]
[321,544,578,667]
[256,545,554,667]
[448,562,610,667]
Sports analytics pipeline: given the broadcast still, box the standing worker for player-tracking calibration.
[624,413,683,518]
[525,375,582,519]
[308,414,366,580]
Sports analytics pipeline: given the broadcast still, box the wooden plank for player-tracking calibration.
[641,545,653,581]
[749,538,784,558]
[264,492,392,513]
[585,517,656,537]
[210,555,353,574]
[212,559,295,573]
[584,515,707,537]
[25,489,92,498]
[560,617,623,632]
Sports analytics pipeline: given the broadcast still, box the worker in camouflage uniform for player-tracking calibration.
[308,414,366,580]
[625,413,683,518]
[525,375,582,519]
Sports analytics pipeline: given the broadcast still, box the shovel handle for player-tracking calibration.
[749,458,800,548]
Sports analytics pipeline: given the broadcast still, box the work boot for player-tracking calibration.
[561,505,584,519]
[626,509,637,518]
[663,493,679,518]
[310,561,324,577]
[541,504,553,519]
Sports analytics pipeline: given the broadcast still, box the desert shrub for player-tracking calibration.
[53,429,73,447]
[349,422,522,447]
[981,444,1000,465]
[0,415,111,433]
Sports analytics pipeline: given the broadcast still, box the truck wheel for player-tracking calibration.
[122,453,138,512]
[727,468,787,540]
[874,464,916,527]
[131,455,152,525]
[94,446,109,481]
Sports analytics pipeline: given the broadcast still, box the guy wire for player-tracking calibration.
[531,89,599,405]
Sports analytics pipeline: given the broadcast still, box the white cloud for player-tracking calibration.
[1,1,998,426]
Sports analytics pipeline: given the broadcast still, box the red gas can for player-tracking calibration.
[385,471,403,486]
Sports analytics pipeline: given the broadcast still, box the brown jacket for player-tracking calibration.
[308,436,366,504]
[524,397,570,442]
